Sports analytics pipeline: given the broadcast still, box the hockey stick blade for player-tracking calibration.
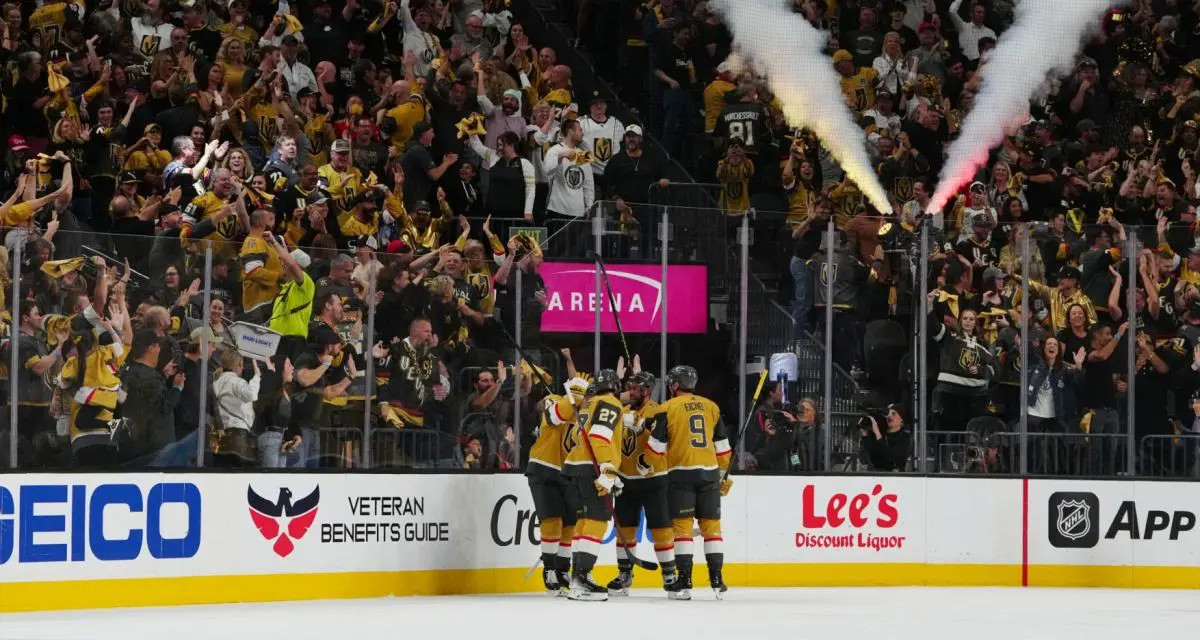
[524,556,542,579]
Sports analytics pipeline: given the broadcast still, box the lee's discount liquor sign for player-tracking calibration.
[538,262,708,334]
[793,483,909,552]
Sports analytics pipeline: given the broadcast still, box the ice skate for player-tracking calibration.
[567,572,608,601]
[607,570,632,597]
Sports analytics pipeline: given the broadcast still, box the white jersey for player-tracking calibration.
[401,0,443,77]
[542,143,595,217]
[578,115,623,176]
[130,17,174,59]
[528,124,558,184]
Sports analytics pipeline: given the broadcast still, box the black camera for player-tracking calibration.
[856,409,887,433]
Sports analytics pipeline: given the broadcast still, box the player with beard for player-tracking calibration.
[607,371,677,597]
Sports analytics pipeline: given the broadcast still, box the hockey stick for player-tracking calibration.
[490,320,657,573]
[578,416,659,571]
[587,251,633,365]
[722,368,770,483]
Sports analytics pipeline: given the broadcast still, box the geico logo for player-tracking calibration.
[0,483,202,564]
[490,494,540,546]
[1103,501,1196,541]
[801,484,899,529]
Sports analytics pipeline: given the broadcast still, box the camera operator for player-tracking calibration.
[749,384,824,471]
[859,404,910,471]
[964,433,1005,474]
[748,383,796,471]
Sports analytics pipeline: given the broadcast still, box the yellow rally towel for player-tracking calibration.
[48,62,70,94]
[455,113,487,139]
[40,257,86,279]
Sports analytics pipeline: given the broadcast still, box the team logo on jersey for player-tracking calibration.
[259,117,279,145]
[216,213,238,239]
[621,428,637,457]
[139,34,161,56]
[726,181,744,202]
[593,138,612,161]
[894,177,913,202]
[247,485,321,558]
[818,263,839,287]
[565,165,585,190]
[958,348,980,373]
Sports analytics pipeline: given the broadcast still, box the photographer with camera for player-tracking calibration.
[746,384,821,471]
[859,404,911,471]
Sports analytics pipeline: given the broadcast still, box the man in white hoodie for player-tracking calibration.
[543,119,595,254]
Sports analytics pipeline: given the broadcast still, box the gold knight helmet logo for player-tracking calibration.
[593,137,612,161]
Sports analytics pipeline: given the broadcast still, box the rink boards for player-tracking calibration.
[0,474,1198,611]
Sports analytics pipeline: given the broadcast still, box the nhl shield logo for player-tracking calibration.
[1056,500,1091,541]
[1048,491,1100,548]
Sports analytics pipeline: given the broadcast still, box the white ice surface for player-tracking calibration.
[2,587,1198,640]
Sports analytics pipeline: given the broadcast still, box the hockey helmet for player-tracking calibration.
[593,369,621,394]
[666,365,698,392]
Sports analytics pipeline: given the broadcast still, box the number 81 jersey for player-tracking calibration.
[647,392,730,480]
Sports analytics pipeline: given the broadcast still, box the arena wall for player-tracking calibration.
[0,474,1195,612]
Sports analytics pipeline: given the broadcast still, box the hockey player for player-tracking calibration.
[562,369,625,601]
[526,375,590,595]
[647,365,732,600]
[608,372,678,596]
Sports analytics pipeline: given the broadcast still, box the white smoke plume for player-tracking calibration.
[928,0,1118,212]
[709,0,891,213]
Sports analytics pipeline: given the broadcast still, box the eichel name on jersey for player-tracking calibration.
[646,391,731,596]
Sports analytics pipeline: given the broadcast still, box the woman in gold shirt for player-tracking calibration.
[217,37,248,98]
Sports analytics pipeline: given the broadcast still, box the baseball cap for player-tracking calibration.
[144,123,162,134]
[412,200,432,212]
[8,135,29,152]
[412,121,433,138]
[120,171,142,184]
[1058,265,1082,281]
[290,249,312,269]
[918,20,938,32]
[1077,119,1098,133]
[877,89,895,101]
[307,190,330,207]
[386,239,412,254]
[330,139,351,154]
[281,35,299,47]
[297,87,316,99]
[624,124,644,137]
[188,326,223,345]
[982,266,1008,282]
[832,49,854,64]
[587,90,606,106]
[716,61,733,75]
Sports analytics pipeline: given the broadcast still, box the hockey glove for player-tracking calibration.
[595,462,623,496]
[720,476,733,496]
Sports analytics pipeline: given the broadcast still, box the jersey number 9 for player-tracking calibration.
[689,414,708,448]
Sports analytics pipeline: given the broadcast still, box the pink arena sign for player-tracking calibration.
[538,263,708,334]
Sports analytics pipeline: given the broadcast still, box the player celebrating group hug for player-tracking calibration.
[524,364,732,602]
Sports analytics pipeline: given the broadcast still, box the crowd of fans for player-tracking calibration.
[9,0,1200,477]
[728,0,1200,477]
[0,0,673,470]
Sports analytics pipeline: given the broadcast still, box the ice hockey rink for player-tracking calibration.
[1,587,1195,640]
